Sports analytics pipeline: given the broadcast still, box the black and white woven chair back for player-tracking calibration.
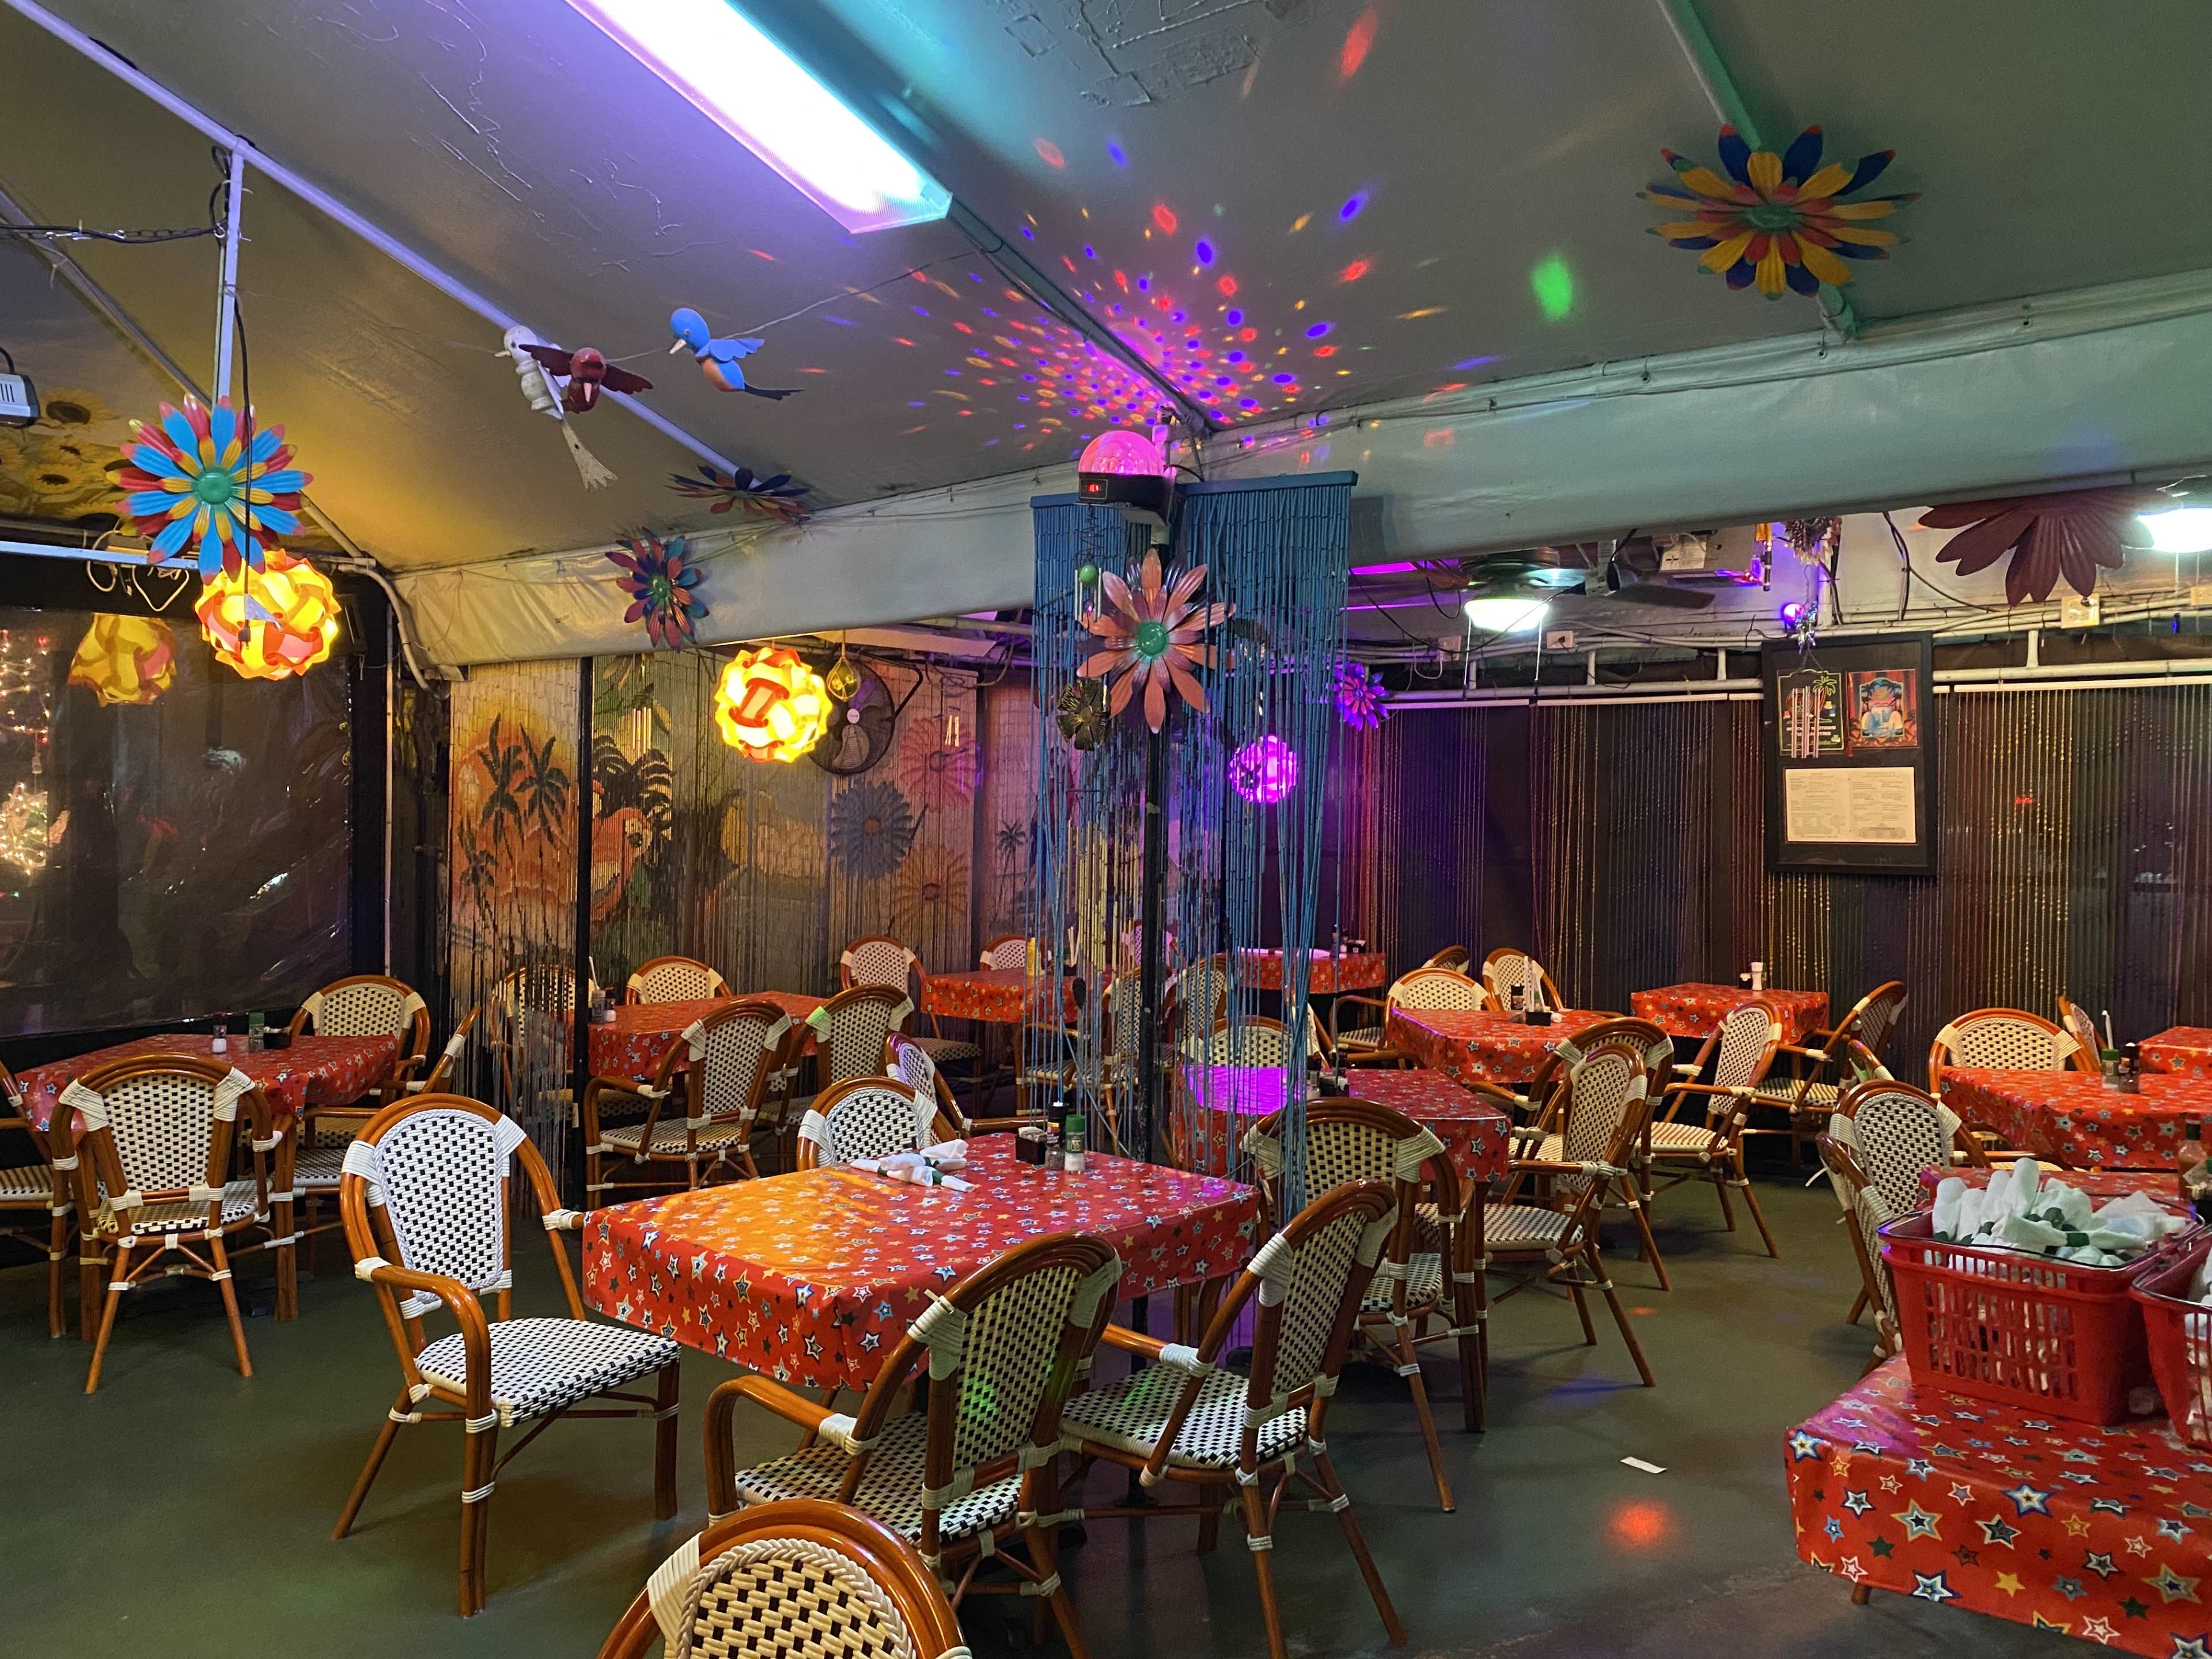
[1711,1002,1774,1092]
[1845,1085,1952,1215]
[1247,1197,1397,1406]
[1855,984,1907,1060]
[1390,969,1488,1013]
[631,959,729,1003]
[1107,972,1145,1071]
[696,1007,792,1123]
[1203,1020,1294,1068]
[343,1105,526,1314]
[1174,959,1232,1042]
[645,1529,962,1659]
[813,992,915,1085]
[1296,1118,1416,1198]
[66,1067,253,1197]
[1482,952,1547,1005]
[305,979,426,1039]
[980,938,1030,971]
[888,1035,939,1099]
[1556,1047,1646,1198]
[1938,1012,2075,1071]
[2057,1000,2100,1062]
[843,939,918,994]
[1821,1143,1900,1337]
[799,1082,936,1167]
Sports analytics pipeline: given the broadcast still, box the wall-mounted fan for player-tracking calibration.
[808,657,898,775]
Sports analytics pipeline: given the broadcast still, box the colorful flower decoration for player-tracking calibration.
[900,726,976,809]
[608,533,708,650]
[114,396,309,577]
[1231,735,1300,804]
[1921,488,2163,605]
[713,645,832,763]
[1332,661,1387,730]
[67,615,176,707]
[666,464,809,525]
[195,551,341,680]
[892,844,970,938]
[1080,549,1230,733]
[1641,125,1916,299]
[827,780,918,880]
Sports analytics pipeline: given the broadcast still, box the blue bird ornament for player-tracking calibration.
[668,306,798,400]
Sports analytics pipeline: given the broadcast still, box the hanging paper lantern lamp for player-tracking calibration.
[713,645,831,763]
[1231,734,1299,805]
[195,551,340,680]
[67,615,177,706]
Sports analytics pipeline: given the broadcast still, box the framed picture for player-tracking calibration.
[1762,634,1936,874]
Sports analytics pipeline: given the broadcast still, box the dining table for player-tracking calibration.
[919,967,1077,1026]
[18,1030,404,1321]
[2143,1026,2212,1077]
[585,991,824,1084]
[1938,1066,2212,1170]
[1235,948,1389,996]
[1382,1006,1615,1089]
[1785,1356,2212,1657]
[1630,982,1828,1044]
[579,1135,1260,1389]
[1180,1063,1512,1191]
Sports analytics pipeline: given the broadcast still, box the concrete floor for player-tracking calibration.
[0,1175,2080,1658]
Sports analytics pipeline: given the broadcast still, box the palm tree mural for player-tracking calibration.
[591,732,672,923]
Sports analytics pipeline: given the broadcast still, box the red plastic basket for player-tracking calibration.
[1877,1211,2187,1425]
[2132,1233,2212,1446]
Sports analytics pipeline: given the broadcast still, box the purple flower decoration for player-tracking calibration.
[1334,661,1387,730]
[608,533,707,650]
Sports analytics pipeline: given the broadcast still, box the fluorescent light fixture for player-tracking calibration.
[1464,593,1550,633]
[2139,505,2212,555]
[566,0,950,233]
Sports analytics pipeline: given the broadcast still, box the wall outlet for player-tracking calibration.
[2059,594,2102,630]
[1543,630,1576,651]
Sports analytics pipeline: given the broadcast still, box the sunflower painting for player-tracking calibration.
[827,780,918,881]
[0,387,125,520]
[892,845,970,942]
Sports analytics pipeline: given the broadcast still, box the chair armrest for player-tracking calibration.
[1775,1043,1830,1064]
[1098,1321,1172,1360]
[1333,995,1389,1022]
[1511,1156,1630,1179]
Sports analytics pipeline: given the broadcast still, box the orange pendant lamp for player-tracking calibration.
[195,551,340,680]
[713,645,831,763]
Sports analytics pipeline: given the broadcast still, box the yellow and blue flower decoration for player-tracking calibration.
[114,396,309,577]
[1641,125,1916,299]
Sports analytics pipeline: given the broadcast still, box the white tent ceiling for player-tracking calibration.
[1,0,2209,662]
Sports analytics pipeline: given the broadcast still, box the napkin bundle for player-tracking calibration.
[1931,1159,2184,1268]
[853,1140,973,1191]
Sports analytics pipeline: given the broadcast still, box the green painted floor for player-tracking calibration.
[0,1175,2080,1658]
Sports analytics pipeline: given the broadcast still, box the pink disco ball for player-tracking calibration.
[1231,734,1300,805]
[1078,428,1168,477]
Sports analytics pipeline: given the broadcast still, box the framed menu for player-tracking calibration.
[1762,634,1936,873]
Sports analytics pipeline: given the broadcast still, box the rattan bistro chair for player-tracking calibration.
[0,1062,73,1338]
[1514,1018,1675,1287]
[794,1077,958,1170]
[2056,994,2105,1070]
[334,1094,681,1617]
[596,1501,968,1659]
[1748,980,1908,1164]
[581,998,799,1199]
[979,934,1033,971]
[1818,1134,1902,1374]
[1331,966,1491,1065]
[1244,1098,1477,1510]
[841,935,982,1074]
[1480,946,1565,1012]
[1642,999,1785,1262]
[1926,1006,2084,1091]
[290,974,433,1107]
[625,955,732,1004]
[1422,945,1472,972]
[705,1236,1123,1652]
[60,1055,282,1392]
[1485,1037,1657,1387]
[1061,1180,1407,1659]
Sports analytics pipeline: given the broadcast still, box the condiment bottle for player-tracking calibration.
[1063,1109,1086,1175]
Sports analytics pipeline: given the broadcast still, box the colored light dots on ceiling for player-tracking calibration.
[1339,6,1378,79]
[1339,192,1366,221]
[1107,140,1128,167]
[1306,322,1332,338]
[1339,259,1370,283]
[1035,138,1065,168]
[1152,203,1179,233]
[1194,238,1215,266]
[1217,276,1238,295]
[1530,252,1577,320]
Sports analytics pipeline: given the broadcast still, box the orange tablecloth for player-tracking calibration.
[20,1032,402,1131]
[581,1137,1260,1388]
[1236,949,1388,995]
[1181,1063,1510,1188]
[1940,1066,2212,1169]
[1786,1358,2212,1656]
[2143,1026,2212,1077]
[921,968,1077,1025]
[1383,1006,1613,1088]
[1630,982,1827,1043]
[585,992,823,1083]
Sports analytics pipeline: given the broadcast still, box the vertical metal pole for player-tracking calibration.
[212,147,246,400]
[1138,722,1169,1164]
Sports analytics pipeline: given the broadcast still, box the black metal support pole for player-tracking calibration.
[1137,721,1169,1165]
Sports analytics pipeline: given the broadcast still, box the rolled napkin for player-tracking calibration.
[1930,1160,2187,1267]
[853,1147,974,1191]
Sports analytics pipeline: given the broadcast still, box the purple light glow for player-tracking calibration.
[1231,735,1300,804]
[1077,429,1169,476]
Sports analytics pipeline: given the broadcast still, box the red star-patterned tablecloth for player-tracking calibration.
[1939,1068,2212,1171]
[19,1032,402,1130]
[1236,949,1389,995]
[1630,982,1828,1043]
[581,1137,1260,1388]
[2146,1029,2212,1079]
[586,993,823,1083]
[1786,1357,2212,1656]
[1179,1063,1510,1190]
[919,968,1078,1026]
[1383,1006,1614,1088]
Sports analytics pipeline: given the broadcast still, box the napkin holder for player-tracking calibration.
[1521,1008,1555,1027]
[262,1029,293,1050]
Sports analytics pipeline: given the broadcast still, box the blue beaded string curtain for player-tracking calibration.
[1028,472,1355,1202]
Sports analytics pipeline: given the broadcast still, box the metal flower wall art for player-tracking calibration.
[608,532,707,650]
[1921,488,2164,604]
[666,463,810,525]
[115,396,309,577]
[1080,549,1230,733]
[1332,661,1388,730]
[1641,125,1915,299]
